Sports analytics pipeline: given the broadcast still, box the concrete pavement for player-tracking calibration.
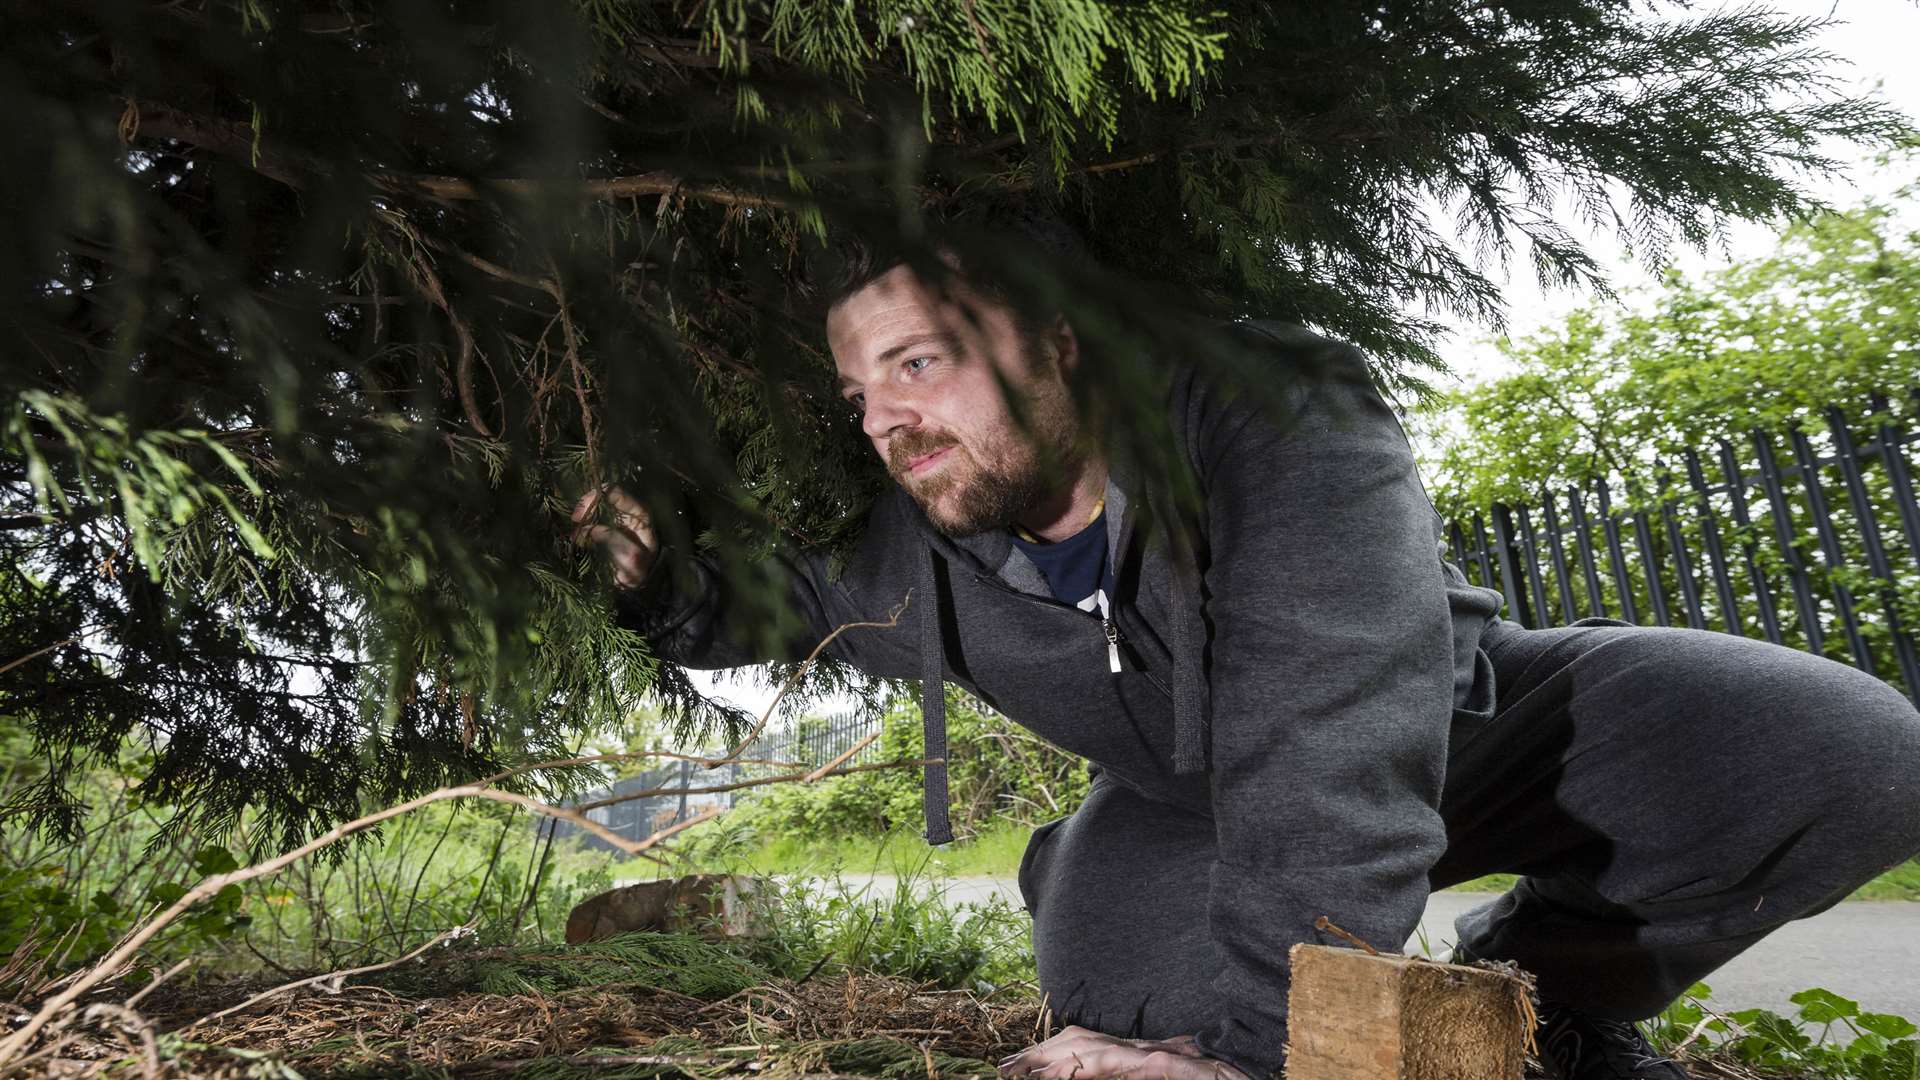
[820,875,1920,1021]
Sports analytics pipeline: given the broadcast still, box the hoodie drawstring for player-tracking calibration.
[919,546,955,845]
[913,515,1208,846]
[1168,537,1210,774]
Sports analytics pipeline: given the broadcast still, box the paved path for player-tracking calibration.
[818,875,1920,1021]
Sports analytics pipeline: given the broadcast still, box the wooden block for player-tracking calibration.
[1284,944,1531,1080]
[565,874,767,944]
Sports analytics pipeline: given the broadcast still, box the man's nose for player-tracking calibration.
[860,387,920,440]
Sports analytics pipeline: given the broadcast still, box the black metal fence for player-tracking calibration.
[552,709,886,852]
[747,710,886,770]
[1446,388,1920,707]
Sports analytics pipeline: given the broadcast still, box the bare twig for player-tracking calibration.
[121,957,192,1010]
[708,593,913,767]
[375,171,779,210]
[0,638,76,678]
[803,730,880,782]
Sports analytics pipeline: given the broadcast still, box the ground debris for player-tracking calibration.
[9,936,1040,1078]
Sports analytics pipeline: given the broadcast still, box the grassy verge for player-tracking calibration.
[619,821,1038,881]
[632,821,1920,902]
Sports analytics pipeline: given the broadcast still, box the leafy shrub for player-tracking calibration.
[1647,981,1920,1079]
[695,688,1090,849]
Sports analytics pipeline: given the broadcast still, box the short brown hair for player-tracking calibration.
[797,200,1085,331]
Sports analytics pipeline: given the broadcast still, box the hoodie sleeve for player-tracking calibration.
[1185,348,1456,1079]
[611,546,824,669]
[612,492,923,675]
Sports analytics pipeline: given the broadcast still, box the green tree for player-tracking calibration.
[1413,185,1920,687]
[2,0,1909,846]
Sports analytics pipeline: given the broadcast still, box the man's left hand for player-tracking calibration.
[997,1026,1253,1080]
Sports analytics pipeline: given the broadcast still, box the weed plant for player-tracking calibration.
[1648,982,1920,1079]
[734,855,1037,994]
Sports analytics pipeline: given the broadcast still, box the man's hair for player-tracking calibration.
[796,199,1086,332]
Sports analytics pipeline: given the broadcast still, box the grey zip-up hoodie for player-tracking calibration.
[616,322,1505,1078]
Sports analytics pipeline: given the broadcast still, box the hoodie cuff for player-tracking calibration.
[1193,1014,1287,1080]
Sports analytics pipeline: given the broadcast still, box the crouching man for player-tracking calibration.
[574,220,1920,1080]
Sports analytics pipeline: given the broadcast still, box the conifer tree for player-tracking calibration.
[1,0,1908,846]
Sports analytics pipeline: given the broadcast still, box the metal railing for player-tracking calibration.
[553,709,886,851]
[1447,388,1920,707]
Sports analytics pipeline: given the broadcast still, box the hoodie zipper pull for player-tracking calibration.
[1103,618,1122,674]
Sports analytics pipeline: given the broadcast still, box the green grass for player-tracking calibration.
[629,821,1920,903]
[619,820,1038,881]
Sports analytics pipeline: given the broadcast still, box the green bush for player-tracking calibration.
[694,688,1090,850]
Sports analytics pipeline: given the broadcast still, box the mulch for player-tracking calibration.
[13,966,1045,1078]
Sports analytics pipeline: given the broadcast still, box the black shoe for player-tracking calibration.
[1534,1001,1691,1079]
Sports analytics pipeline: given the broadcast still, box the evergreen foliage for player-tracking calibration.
[2,0,1909,846]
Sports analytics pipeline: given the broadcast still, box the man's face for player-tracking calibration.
[826,264,1082,537]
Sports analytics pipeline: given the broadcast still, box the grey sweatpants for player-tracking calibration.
[1016,616,1920,1036]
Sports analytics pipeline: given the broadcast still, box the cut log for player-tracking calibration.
[1284,944,1533,1080]
[565,874,766,944]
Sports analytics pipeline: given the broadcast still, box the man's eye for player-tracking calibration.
[904,356,933,373]
[845,392,866,415]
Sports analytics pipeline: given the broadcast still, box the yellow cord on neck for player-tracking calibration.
[1013,494,1106,544]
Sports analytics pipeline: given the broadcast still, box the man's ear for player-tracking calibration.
[1049,314,1081,378]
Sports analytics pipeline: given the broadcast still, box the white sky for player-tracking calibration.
[690,0,1920,724]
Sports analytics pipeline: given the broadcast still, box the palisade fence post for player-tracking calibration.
[1515,505,1553,628]
[1655,460,1707,630]
[1470,512,1498,594]
[1540,490,1579,624]
[1449,521,1472,576]
[1651,463,1712,630]
[1825,405,1920,704]
[1717,439,1784,646]
[1594,478,1640,624]
[1566,484,1610,618]
[1789,426,1876,674]
[1490,504,1535,628]
[1753,429,1826,655]
[1868,390,1920,576]
[1683,447,1744,637]
[1629,503,1672,627]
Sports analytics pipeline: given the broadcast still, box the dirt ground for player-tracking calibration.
[4,935,1806,1079]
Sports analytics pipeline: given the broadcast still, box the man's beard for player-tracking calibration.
[886,390,1077,538]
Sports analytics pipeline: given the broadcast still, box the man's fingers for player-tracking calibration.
[998,1031,1228,1080]
[599,483,648,521]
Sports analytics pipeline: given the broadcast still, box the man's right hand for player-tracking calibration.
[571,484,660,590]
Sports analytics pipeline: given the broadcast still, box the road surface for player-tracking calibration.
[816,875,1920,1021]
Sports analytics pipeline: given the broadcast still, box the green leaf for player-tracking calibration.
[1793,987,1860,1023]
[1859,1014,1920,1040]
[192,846,240,877]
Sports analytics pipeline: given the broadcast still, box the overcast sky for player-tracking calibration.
[688,1,1920,724]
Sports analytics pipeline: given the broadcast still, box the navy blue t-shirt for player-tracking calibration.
[1010,511,1115,617]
